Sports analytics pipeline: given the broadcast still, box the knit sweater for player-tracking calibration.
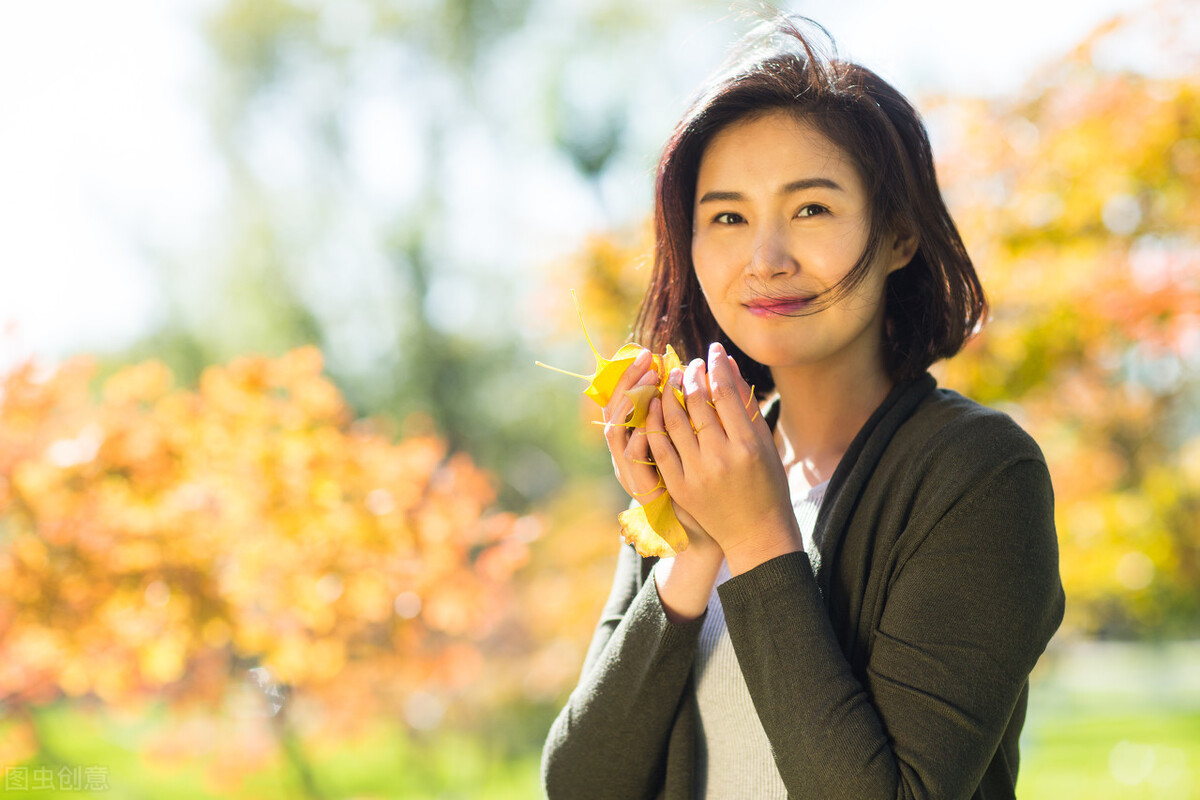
[541,374,1066,800]
[694,481,825,797]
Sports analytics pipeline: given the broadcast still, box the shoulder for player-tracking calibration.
[868,384,1052,518]
[843,386,1061,602]
[899,386,1045,471]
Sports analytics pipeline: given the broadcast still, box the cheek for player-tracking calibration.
[689,250,736,328]
[691,236,735,295]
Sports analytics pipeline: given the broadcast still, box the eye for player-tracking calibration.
[796,204,828,218]
[713,212,745,225]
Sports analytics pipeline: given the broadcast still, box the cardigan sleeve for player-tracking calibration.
[718,456,1065,800]
[542,542,706,800]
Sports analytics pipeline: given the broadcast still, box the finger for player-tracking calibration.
[680,357,723,440]
[725,355,767,425]
[609,421,657,499]
[622,417,663,496]
[706,342,759,437]
[602,347,654,424]
[600,352,657,424]
[645,395,685,489]
[659,368,701,464]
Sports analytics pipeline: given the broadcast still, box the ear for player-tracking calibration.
[886,228,919,274]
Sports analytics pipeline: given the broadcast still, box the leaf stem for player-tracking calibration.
[534,361,590,380]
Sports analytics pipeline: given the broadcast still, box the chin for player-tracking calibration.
[733,342,812,370]
[743,338,849,372]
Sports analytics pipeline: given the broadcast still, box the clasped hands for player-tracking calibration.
[603,341,802,574]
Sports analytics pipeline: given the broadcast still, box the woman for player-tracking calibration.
[542,16,1064,800]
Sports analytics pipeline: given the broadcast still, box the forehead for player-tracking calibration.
[697,110,863,191]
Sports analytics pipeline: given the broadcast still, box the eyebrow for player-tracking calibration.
[697,177,844,204]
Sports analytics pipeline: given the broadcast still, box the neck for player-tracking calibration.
[771,354,895,489]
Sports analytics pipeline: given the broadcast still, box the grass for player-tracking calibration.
[1,641,1197,798]
[1016,639,1200,799]
[0,703,546,799]
[1019,710,1199,799]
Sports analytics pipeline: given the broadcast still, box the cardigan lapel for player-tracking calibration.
[812,374,937,603]
[760,375,935,602]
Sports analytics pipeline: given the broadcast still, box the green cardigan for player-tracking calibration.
[542,374,1065,799]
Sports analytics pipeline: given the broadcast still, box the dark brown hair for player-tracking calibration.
[633,15,986,392]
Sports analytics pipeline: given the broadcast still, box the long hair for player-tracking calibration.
[633,15,986,393]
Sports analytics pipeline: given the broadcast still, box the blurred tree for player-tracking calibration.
[114,0,732,511]
[0,350,531,793]
[922,4,1199,637]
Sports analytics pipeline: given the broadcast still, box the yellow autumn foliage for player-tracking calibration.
[932,44,1200,635]
[0,348,533,732]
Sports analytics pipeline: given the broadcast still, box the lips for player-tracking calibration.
[745,296,816,316]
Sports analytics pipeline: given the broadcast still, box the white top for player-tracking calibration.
[693,477,828,799]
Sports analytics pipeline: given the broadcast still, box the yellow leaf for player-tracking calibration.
[618,492,689,558]
[623,384,660,427]
[656,344,686,407]
[538,294,693,558]
[535,291,642,407]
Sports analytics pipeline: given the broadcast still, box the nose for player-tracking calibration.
[748,220,798,278]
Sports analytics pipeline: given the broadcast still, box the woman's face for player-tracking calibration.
[691,110,914,379]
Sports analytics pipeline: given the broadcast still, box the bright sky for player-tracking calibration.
[0,0,217,369]
[0,0,1163,370]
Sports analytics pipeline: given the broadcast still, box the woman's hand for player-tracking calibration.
[600,349,711,544]
[601,348,663,501]
[646,342,803,575]
[602,348,723,622]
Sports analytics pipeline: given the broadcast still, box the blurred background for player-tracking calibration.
[1,0,1198,797]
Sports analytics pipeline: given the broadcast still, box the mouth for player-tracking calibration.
[745,295,817,317]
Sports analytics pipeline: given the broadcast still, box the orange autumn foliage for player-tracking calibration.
[0,348,532,731]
